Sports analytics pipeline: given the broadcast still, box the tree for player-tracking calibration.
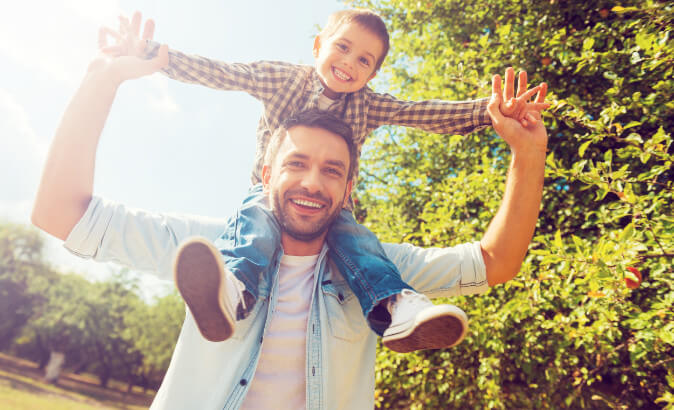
[348,0,673,407]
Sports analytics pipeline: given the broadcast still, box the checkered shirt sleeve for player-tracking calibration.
[144,41,297,103]
[365,90,492,136]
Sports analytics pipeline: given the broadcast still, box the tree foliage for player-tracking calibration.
[349,0,673,408]
[1,222,185,390]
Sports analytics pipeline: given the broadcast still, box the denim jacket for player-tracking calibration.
[65,196,490,409]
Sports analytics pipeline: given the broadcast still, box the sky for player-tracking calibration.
[0,0,345,294]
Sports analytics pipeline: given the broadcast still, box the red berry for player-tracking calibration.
[625,266,642,289]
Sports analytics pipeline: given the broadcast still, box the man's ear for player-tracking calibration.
[343,180,354,207]
[312,35,321,58]
[261,165,272,193]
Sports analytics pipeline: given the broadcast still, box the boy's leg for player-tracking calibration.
[174,184,280,342]
[326,210,468,353]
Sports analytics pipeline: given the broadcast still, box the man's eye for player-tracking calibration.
[288,161,304,168]
[325,168,343,177]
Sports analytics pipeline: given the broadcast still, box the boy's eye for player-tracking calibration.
[359,57,371,67]
[336,43,348,52]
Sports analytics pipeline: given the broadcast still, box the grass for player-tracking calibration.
[0,353,153,409]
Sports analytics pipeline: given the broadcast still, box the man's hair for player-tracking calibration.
[320,9,390,72]
[264,110,357,181]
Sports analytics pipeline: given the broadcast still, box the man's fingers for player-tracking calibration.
[98,26,122,48]
[535,82,548,103]
[517,71,528,97]
[130,11,142,37]
[504,67,515,101]
[100,45,124,56]
[142,19,155,41]
[519,85,541,102]
[525,102,551,112]
[118,15,130,34]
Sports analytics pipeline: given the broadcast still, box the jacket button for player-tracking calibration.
[240,379,247,386]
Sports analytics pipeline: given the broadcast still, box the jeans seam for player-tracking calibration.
[331,245,377,305]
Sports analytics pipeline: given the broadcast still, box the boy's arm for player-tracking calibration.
[31,24,168,240]
[106,12,292,103]
[365,68,547,135]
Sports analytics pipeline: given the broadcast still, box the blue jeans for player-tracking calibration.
[215,185,413,335]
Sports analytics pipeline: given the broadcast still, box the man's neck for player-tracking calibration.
[280,233,326,256]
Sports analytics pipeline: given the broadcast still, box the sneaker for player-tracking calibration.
[173,237,242,342]
[382,289,468,353]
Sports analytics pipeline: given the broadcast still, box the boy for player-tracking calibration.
[102,9,547,352]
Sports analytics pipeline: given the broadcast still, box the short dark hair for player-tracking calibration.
[320,9,390,71]
[264,110,357,181]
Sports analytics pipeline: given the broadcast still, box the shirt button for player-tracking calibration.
[338,293,344,301]
[240,379,247,386]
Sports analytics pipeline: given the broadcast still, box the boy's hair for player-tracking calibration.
[320,9,390,71]
[264,109,357,181]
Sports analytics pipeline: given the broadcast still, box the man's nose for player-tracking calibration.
[300,167,322,192]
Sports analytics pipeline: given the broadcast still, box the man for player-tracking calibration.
[31,27,547,409]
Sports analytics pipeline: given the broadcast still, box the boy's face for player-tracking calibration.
[313,23,384,99]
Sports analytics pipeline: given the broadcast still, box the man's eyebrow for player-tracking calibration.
[285,152,310,161]
[326,159,347,171]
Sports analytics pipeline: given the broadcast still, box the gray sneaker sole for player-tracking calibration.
[382,305,467,353]
[174,238,234,342]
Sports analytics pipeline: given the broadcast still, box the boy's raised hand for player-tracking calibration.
[498,67,549,128]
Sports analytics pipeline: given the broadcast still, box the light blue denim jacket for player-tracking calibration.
[65,197,490,409]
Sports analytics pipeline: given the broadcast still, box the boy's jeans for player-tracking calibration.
[215,185,413,335]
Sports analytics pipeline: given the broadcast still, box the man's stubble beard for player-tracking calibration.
[272,188,346,242]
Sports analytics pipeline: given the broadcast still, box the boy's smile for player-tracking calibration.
[313,23,384,99]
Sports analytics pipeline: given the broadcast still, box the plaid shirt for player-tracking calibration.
[146,42,491,185]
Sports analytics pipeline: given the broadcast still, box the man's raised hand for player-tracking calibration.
[498,67,549,128]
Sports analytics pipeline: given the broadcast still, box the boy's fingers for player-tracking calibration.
[504,67,515,101]
[142,19,155,41]
[535,82,548,103]
[516,71,527,97]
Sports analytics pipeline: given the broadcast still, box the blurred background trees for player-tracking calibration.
[0,222,184,391]
[348,0,672,408]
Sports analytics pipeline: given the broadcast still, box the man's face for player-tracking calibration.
[262,126,352,244]
[313,22,384,99]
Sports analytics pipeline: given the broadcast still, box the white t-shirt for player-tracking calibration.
[240,254,319,410]
[317,93,337,110]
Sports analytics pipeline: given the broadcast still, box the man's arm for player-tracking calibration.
[480,74,548,286]
[31,22,167,240]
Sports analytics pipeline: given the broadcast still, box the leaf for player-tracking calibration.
[583,38,595,50]
[579,140,592,157]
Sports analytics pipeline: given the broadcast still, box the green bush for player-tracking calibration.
[348,0,673,407]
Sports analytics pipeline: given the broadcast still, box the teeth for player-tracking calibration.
[292,199,324,208]
[333,67,351,81]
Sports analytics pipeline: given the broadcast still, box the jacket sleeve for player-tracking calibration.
[366,89,492,136]
[382,241,490,298]
[64,196,229,281]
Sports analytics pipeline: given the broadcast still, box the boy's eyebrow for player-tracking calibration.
[337,38,376,61]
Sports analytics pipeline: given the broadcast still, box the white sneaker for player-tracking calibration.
[173,237,245,342]
[382,289,468,353]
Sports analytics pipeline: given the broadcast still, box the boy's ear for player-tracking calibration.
[367,69,377,82]
[261,165,272,193]
[312,35,321,58]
